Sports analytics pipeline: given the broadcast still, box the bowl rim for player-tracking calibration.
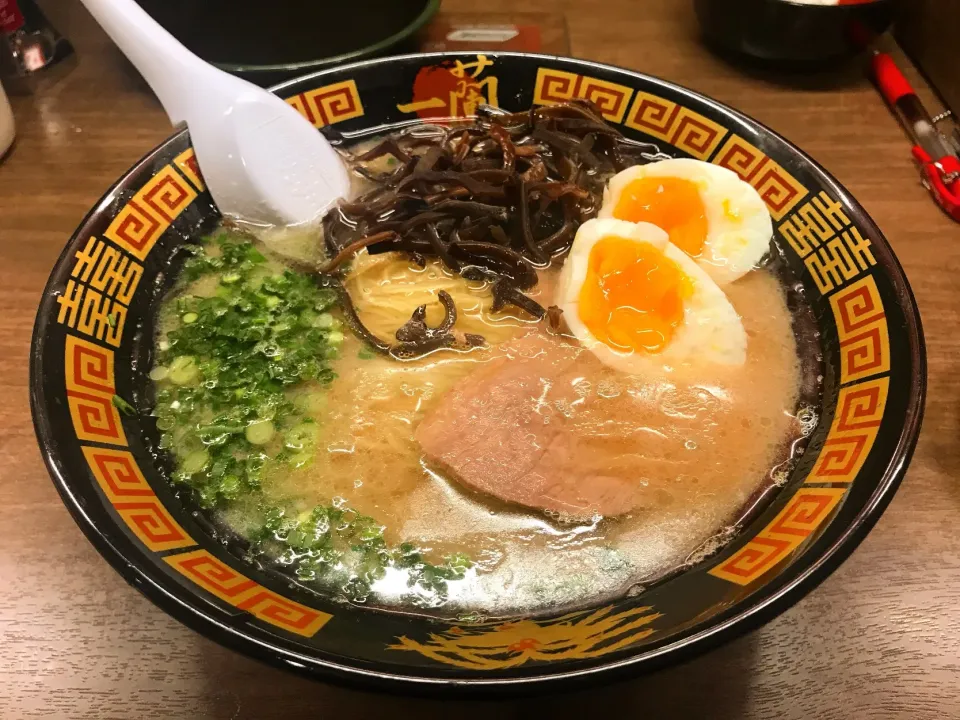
[30,50,926,693]
[771,0,890,7]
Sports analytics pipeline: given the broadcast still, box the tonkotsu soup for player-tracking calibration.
[150,104,821,616]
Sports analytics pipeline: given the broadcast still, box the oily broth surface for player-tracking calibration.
[258,250,804,613]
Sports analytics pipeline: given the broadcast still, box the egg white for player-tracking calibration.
[556,218,747,375]
[598,158,773,285]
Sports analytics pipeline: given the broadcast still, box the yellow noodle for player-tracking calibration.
[344,250,546,345]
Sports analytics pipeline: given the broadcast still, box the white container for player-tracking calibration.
[0,80,13,158]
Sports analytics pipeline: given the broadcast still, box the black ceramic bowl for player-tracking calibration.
[31,52,924,694]
[694,0,897,67]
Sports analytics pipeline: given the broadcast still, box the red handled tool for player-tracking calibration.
[872,51,960,222]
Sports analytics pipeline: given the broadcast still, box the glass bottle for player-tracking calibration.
[0,0,73,92]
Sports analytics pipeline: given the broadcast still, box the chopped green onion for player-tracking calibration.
[149,232,468,602]
[284,422,316,450]
[182,449,210,475]
[111,395,135,416]
[149,366,168,382]
[245,419,275,445]
[168,356,199,385]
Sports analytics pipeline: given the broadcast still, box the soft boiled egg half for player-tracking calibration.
[599,158,773,285]
[556,218,746,374]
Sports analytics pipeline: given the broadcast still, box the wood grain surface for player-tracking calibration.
[2,1,959,718]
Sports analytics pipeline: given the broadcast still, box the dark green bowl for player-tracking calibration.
[30,52,924,694]
[138,0,440,85]
[694,0,896,67]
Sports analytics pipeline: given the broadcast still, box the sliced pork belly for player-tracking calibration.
[415,332,706,518]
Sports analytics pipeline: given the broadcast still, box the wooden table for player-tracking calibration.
[2,2,958,718]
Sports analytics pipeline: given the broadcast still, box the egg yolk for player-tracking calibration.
[612,177,708,258]
[578,235,690,354]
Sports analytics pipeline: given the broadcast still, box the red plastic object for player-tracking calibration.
[912,146,960,221]
[872,52,915,106]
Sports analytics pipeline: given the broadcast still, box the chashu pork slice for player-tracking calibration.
[415,332,696,519]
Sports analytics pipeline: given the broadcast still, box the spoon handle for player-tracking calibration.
[79,0,214,125]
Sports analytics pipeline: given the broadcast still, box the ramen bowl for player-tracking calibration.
[30,52,924,694]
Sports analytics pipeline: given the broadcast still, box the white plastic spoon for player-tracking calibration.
[80,0,350,227]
